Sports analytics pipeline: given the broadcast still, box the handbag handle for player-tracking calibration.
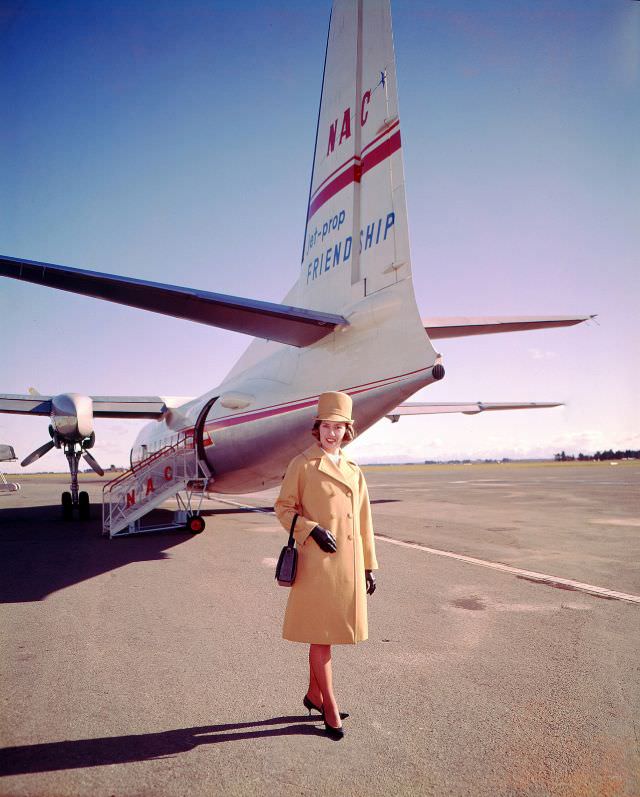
[287,513,299,548]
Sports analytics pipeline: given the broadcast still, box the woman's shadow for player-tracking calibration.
[0,715,326,776]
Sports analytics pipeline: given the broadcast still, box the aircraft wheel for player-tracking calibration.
[186,515,205,534]
[61,491,73,520]
[79,491,90,520]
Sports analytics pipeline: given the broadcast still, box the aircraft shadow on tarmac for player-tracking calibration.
[0,505,203,603]
[0,500,400,603]
[0,716,327,776]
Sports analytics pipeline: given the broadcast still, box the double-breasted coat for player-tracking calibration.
[274,443,378,645]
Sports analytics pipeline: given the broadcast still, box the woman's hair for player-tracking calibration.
[312,419,356,443]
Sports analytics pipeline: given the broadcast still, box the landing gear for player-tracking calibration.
[186,514,206,534]
[62,491,73,520]
[61,490,91,520]
[79,491,90,520]
[60,444,92,520]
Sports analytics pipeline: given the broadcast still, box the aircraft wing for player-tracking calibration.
[0,395,53,416]
[386,401,562,422]
[0,394,194,419]
[0,255,348,347]
[423,316,593,339]
[91,396,186,418]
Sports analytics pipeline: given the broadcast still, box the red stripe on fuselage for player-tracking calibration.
[202,365,425,435]
[151,366,430,448]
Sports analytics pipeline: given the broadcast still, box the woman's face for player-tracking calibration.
[319,421,346,454]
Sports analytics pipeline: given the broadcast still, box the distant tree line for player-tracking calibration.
[554,450,640,462]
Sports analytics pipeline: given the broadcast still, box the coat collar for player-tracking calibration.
[303,443,358,490]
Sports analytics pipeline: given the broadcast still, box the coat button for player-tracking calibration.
[347,534,352,541]
[347,512,352,518]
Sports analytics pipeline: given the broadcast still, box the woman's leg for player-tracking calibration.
[309,643,341,728]
[307,646,323,708]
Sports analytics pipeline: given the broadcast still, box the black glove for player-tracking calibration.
[310,525,337,553]
[365,570,376,595]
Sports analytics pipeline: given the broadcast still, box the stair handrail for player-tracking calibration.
[103,433,195,496]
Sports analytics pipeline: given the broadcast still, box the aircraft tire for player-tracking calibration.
[61,491,73,520]
[79,491,90,520]
[186,515,205,534]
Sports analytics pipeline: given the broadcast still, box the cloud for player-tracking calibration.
[544,429,639,455]
[528,348,557,360]
[550,429,604,446]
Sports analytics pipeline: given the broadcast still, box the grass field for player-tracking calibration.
[361,459,639,473]
[5,460,637,480]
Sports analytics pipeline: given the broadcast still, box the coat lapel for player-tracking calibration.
[305,443,358,491]
[336,452,359,490]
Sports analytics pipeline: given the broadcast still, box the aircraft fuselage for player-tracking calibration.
[132,281,440,493]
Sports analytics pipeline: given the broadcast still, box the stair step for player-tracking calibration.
[105,480,188,535]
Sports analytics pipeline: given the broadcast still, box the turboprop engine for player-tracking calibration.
[21,392,104,519]
[50,392,94,440]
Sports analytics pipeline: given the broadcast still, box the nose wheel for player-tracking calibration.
[61,489,91,520]
[62,491,73,520]
[78,490,90,520]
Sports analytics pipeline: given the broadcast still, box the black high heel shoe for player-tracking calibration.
[303,694,323,715]
[303,694,349,720]
[323,720,345,741]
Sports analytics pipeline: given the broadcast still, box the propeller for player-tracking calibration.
[82,450,104,477]
[21,440,55,467]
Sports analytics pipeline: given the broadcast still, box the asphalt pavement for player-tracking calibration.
[1,462,639,796]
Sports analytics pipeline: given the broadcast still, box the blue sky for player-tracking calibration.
[1,0,638,470]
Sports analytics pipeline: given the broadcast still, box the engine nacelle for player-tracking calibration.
[50,393,94,441]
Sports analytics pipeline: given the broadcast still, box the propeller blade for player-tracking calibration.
[21,440,55,467]
[82,451,104,477]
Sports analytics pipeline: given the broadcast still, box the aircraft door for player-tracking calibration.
[195,396,219,473]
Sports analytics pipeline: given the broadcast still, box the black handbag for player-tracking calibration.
[275,513,298,587]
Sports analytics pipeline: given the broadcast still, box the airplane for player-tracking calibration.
[0,445,21,495]
[0,0,591,530]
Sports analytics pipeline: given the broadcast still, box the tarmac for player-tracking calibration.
[0,461,639,796]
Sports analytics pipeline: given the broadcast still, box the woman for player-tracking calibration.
[274,391,378,740]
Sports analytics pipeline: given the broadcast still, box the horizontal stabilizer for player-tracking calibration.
[0,255,348,347]
[386,401,562,422]
[423,315,593,340]
[0,394,194,419]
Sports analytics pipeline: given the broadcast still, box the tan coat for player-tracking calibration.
[274,443,378,645]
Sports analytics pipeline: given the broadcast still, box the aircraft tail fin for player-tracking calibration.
[298,0,411,312]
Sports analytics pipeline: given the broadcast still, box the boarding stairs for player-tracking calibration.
[102,435,211,537]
